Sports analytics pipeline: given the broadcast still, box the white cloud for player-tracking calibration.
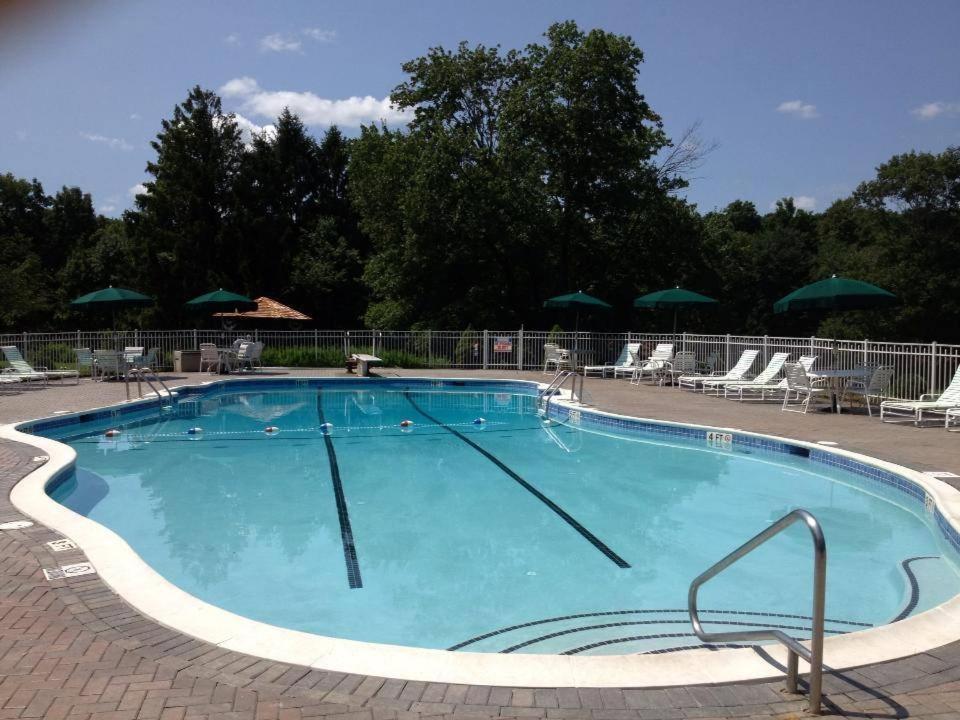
[98,204,117,215]
[770,195,817,212]
[224,32,241,45]
[220,76,411,127]
[232,113,277,145]
[129,113,141,120]
[81,132,133,151]
[128,183,148,198]
[776,100,819,119]
[260,33,301,53]
[911,101,960,119]
[303,27,336,43]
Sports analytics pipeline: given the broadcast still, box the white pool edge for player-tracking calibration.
[4,375,960,688]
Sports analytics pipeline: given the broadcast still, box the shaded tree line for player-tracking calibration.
[2,21,958,341]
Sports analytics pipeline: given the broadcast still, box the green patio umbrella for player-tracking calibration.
[185,288,258,314]
[633,286,718,332]
[773,275,897,313]
[543,291,612,368]
[71,286,154,332]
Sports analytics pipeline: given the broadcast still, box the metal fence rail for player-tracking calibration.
[2,329,958,401]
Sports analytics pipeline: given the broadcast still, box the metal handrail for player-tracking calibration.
[688,509,827,715]
[131,366,177,409]
[538,370,583,410]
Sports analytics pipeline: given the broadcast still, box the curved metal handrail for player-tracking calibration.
[688,509,827,714]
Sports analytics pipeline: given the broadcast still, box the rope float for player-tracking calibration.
[104,429,122,437]
[264,426,280,435]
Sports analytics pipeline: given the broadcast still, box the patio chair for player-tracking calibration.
[93,349,122,381]
[841,365,894,417]
[583,342,640,378]
[1,345,78,384]
[542,343,572,374]
[123,346,145,365]
[880,365,960,425]
[75,347,95,380]
[781,362,832,413]
[662,351,697,385]
[722,352,790,401]
[235,341,263,373]
[630,344,675,385]
[678,349,759,392]
[199,343,220,373]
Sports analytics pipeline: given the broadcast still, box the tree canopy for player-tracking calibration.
[2,22,958,341]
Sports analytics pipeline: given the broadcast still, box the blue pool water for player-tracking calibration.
[39,380,960,655]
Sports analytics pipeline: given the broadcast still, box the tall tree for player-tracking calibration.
[127,86,245,322]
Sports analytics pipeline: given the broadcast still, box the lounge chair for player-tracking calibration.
[842,365,895,417]
[584,342,640,378]
[1,345,79,384]
[235,341,263,373]
[722,352,790,401]
[781,362,832,413]
[678,349,759,392]
[881,366,960,425]
[724,355,817,402]
[542,343,571,374]
[630,344,675,385]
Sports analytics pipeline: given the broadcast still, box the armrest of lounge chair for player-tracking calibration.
[919,393,941,401]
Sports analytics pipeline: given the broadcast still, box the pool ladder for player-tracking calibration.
[537,371,584,414]
[688,509,826,715]
[131,366,177,410]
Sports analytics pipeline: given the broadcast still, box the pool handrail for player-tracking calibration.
[688,508,826,715]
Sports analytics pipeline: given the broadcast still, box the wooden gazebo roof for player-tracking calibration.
[213,296,311,321]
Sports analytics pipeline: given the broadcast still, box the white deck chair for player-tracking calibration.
[542,343,571,374]
[722,352,790,401]
[662,351,697,385]
[881,366,960,425]
[1,345,78,384]
[199,343,220,373]
[679,350,759,392]
[842,365,894,417]
[584,343,640,378]
[781,362,832,413]
[630,344,675,385]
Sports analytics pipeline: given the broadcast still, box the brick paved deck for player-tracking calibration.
[3,369,960,718]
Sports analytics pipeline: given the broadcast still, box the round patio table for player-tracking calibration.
[808,367,870,413]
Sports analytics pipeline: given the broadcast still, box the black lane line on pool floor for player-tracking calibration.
[402,391,630,569]
[892,555,939,622]
[317,388,363,589]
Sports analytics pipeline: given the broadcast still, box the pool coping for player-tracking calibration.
[5,375,960,688]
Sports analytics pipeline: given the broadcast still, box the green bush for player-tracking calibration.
[260,345,438,369]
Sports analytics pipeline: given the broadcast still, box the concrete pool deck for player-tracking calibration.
[2,368,960,718]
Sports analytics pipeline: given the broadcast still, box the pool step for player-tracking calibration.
[448,609,871,656]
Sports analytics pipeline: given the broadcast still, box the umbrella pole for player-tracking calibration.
[672,309,678,335]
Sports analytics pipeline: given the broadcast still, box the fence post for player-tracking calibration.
[314,329,318,357]
[427,330,433,368]
[725,334,731,369]
[930,341,938,396]
[863,339,868,369]
[762,335,769,365]
[517,329,524,371]
[810,336,816,357]
[372,330,377,357]
[193,329,198,350]
[482,330,489,370]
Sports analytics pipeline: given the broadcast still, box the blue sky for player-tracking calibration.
[2,0,959,217]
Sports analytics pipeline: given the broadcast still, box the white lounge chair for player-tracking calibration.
[842,365,895,417]
[584,343,640,378]
[881,366,960,425]
[236,341,263,373]
[1,345,79,384]
[781,362,832,413]
[678,349,759,392]
[722,352,790,401]
[630,344,675,385]
[542,343,571,374]
[724,355,818,402]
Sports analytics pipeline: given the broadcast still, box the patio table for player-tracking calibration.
[808,368,870,413]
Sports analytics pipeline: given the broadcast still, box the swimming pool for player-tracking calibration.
[22,378,960,663]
